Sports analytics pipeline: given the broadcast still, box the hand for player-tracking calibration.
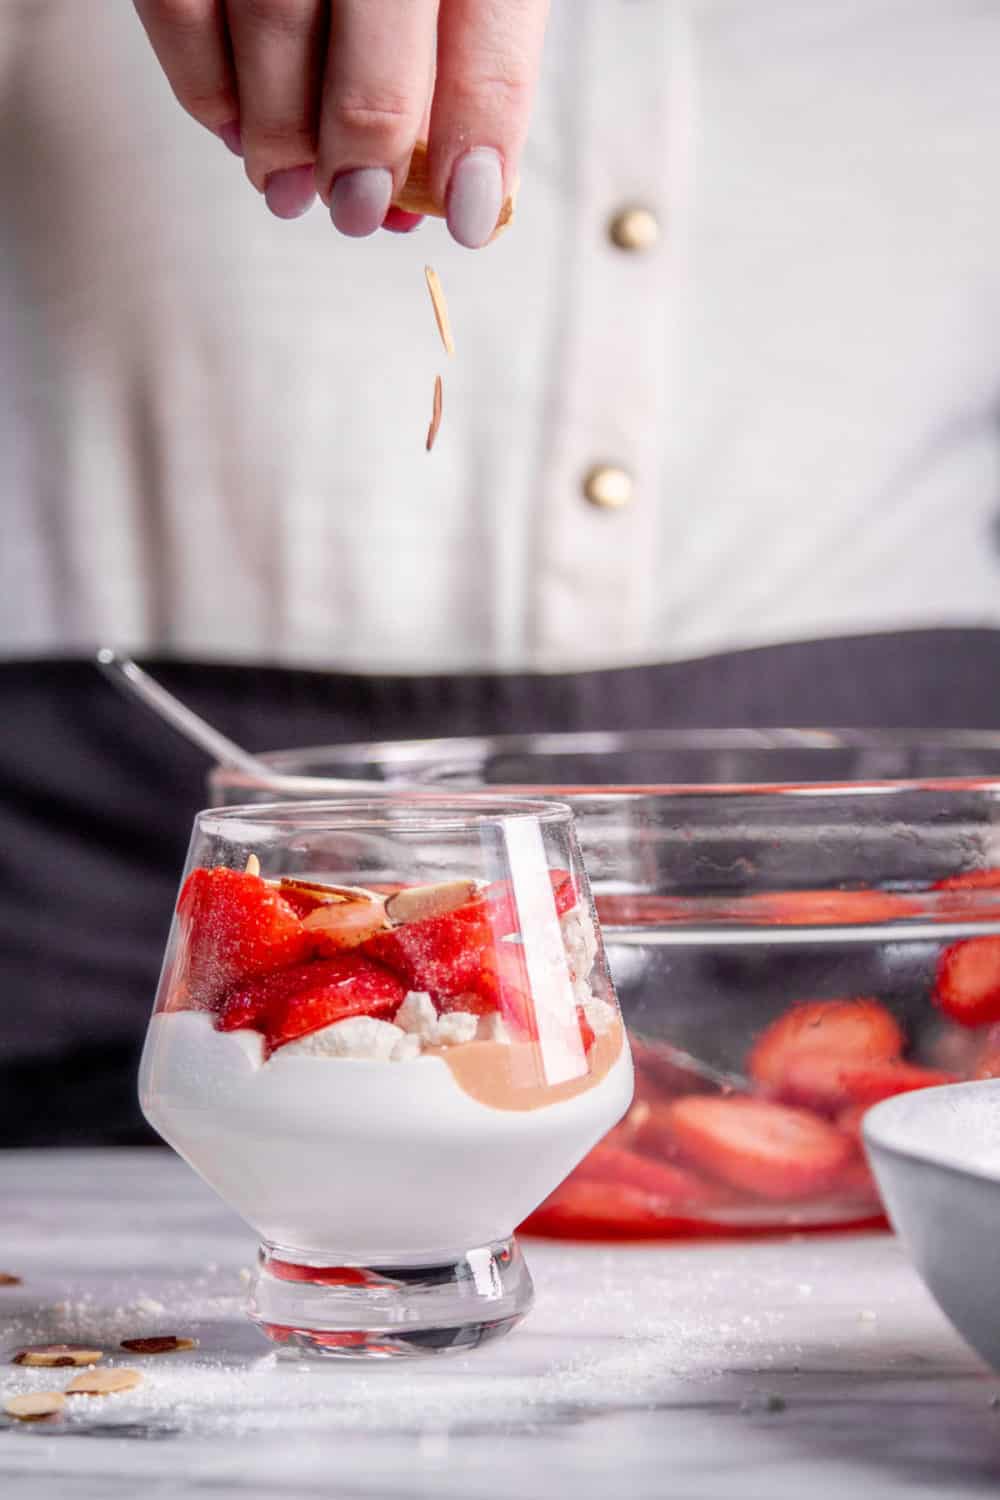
[133,1,550,246]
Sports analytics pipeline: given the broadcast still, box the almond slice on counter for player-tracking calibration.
[424,266,455,357]
[66,1368,142,1396]
[426,374,443,453]
[120,1335,197,1355]
[4,1391,66,1422]
[385,879,481,926]
[13,1344,103,1368]
[244,853,261,878]
[0,1273,21,1286]
[393,141,516,241]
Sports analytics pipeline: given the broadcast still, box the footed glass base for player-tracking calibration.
[247,1239,534,1359]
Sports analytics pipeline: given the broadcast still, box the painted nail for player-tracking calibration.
[382,207,424,235]
[330,167,393,238]
[219,121,243,158]
[265,164,317,220]
[446,148,503,249]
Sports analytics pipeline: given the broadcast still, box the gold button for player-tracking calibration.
[608,206,659,252]
[582,464,633,510]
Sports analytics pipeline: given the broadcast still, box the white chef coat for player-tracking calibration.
[1,0,999,674]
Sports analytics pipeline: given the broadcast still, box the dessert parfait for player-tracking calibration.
[140,800,632,1356]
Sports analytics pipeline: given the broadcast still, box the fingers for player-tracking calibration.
[224,0,327,217]
[317,0,440,238]
[133,0,239,140]
[430,0,549,247]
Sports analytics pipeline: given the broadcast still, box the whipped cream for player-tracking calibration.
[140,1010,632,1260]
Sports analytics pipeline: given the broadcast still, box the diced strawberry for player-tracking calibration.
[748,998,903,1090]
[485,869,579,936]
[176,866,310,1005]
[577,1006,596,1054]
[474,942,539,1040]
[217,955,406,1053]
[773,1052,957,1113]
[934,938,1000,1028]
[665,1096,855,1202]
[363,898,494,1002]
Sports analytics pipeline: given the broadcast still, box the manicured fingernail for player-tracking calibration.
[265,164,316,220]
[382,207,424,235]
[219,121,243,158]
[446,148,503,249]
[330,167,393,238]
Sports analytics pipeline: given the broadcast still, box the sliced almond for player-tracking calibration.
[394,141,516,241]
[0,1273,21,1286]
[4,1391,66,1422]
[426,374,443,453]
[13,1344,103,1368]
[424,266,455,357]
[120,1335,197,1355]
[244,853,261,878]
[385,880,481,926]
[301,897,389,950]
[66,1368,142,1396]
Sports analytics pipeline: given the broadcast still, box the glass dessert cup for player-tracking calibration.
[209,736,1000,1241]
[139,798,632,1357]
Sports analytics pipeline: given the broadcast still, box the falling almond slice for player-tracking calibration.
[393,142,516,241]
[120,1335,197,1355]
[424,266,455,357]
[426,375,443,453]
[13,1344,103,1368]
[385,879,481,926]
[66,1368,142,1396]
[0,1273,21,1286]
[4,1391,66,1422]
[244,853,261,878]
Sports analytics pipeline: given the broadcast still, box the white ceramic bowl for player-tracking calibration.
[865,1080,1000,1371]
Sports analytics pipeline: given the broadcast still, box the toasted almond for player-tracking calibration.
[426,374,443,453]
[424,266,455,357]
[120,1335,197,1355]
[0,1273,21,1286]
[301,898,389,949]
[385,879,481,926]
[66,1368,142,1396]
[13,1344,103,1368]
[244,853,261,878]
[394,141,516,241]
[4,1391,66,1421]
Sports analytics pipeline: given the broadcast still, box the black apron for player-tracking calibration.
[3,626,999,1146]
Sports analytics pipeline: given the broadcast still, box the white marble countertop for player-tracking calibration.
[1,1149,999,1498]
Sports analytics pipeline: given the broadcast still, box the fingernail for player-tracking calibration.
[382,207,424,235]
[265,164,316,220]
[446,148,503,249]
[219,121,243,158]
[330,167,393,238]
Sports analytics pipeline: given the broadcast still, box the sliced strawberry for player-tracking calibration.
[835,1102,869,1146]
[934,938,1000,1028]
[774,1053,957,1113]
[573,1142,723,1204]
[519,1160,718,1239]
[786,1054,955,1112]
[217,955,406,1052]
[748,998,903,1090]
[665,1096,855,1202]
[934,868,1000,891]
[742,889,920,926]
[176,866,310,1006]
